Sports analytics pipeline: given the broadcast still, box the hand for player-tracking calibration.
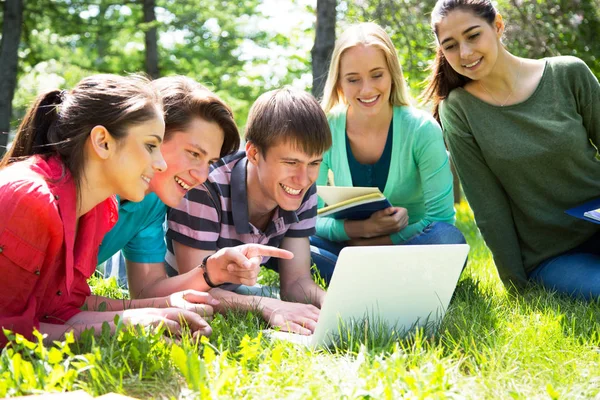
[364,207,409,237]
[165,290,219,319]
[260,298,320,336]
[122,307,212,338]
[208,244,294,286]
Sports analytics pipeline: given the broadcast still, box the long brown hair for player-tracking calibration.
[1,74,161,189]
[152,76,240,157]
[421,0,498,122]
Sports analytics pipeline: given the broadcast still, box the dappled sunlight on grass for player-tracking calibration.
[455,199,505,296]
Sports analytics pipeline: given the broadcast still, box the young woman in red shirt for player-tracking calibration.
[0,74,215,347]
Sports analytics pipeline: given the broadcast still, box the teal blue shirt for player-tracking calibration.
[97,193,167,264]
[316,105,456,244]
[346,119,393,192]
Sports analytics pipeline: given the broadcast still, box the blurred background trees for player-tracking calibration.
[1,0,599,156]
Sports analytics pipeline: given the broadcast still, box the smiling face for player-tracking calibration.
[436,9,503,80]
[149,117,224,208]
[110,109,166,202]
[338,44,392,118]
[247,140,322,212]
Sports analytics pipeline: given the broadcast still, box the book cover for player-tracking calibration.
[565,197,600,224]
[317,186,392,220]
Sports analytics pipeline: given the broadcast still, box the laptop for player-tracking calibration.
[265,244,469,347]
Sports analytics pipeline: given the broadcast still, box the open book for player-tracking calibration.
[317,186,392,220]
[565,197,600,224]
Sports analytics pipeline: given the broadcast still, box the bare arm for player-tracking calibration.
[39,306,213,345]
[347,235,394,246]
[128,241,294,299]
[127,258,210,299]
[344,207,409,239]
[84,290,217,319]
[278,237,325,308]
[209,288,320,335]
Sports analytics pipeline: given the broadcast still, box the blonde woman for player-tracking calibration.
[311,22,465,282]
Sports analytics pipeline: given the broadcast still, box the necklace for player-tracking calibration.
[479,59,523,107]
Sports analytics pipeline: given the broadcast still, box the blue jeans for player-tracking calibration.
[103,251,129,289]
[529,232,600,300]
[310,221,467,285]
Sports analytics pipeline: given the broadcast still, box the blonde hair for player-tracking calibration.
[321,22,411,114]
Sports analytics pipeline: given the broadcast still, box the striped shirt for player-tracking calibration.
[165,151,318,272]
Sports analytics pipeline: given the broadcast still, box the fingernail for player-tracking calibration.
[211,299,220,305]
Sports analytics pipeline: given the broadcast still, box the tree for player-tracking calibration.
[0,0,24,156]
[311,0,336,100]
[501,0,600,75]
[142,0,159,78]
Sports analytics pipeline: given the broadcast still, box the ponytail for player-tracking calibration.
[1,90,63,167]
[420,48,471,123]
[0,74,160,190]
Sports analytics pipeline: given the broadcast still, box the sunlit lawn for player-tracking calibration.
[1,202,599,399]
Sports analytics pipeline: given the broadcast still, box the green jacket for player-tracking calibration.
[316,105,456,244]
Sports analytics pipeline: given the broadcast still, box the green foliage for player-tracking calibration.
[498,0,600,74]
[9,0,312,131]
[344,0,600,96]
[344,0,438,93]
[87,274,129,300]
[0,330,85,397]
[71,323,179,398]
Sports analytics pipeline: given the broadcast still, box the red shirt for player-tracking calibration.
[0,155,117,346]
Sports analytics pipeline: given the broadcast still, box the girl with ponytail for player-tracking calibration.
[0,74,214,347]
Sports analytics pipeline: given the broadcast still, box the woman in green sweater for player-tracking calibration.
[423,0,600,298]
[310,22,465,282]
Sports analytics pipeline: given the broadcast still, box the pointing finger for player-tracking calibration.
[245,244,294,260]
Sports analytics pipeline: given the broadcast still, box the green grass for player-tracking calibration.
[2,202,600,399]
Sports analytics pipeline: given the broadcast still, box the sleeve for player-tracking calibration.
[286,184,318,238]
[166,184,221,251]
[574,59,600,147]
[440,101,528,287]
[315,150,351,242]
[0,182,55,346]
[390,117,456,244]
[122,202,167,263]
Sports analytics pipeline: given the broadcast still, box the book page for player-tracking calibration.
[317,186,382,206]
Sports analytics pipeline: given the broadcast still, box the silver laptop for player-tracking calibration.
[266,244,469,347]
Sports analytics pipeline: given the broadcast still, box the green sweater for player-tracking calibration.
[316,105,456,244]
[440,56,600,287]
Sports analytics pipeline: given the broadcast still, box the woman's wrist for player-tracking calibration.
[345,219,376,239]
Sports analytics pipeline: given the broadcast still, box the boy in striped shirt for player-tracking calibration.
[166,87,332,335]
